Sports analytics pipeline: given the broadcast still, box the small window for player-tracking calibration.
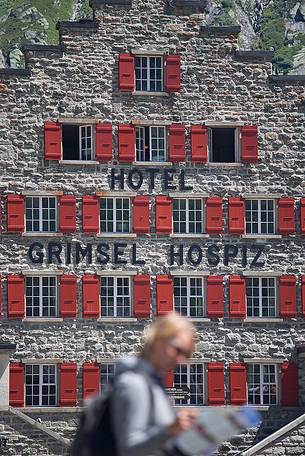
[246,277,276,318]
[25,364,57,406]
[62,125,94,161]
[26,196,57,232]
[246,200,275,234]
[174,363,205,406]
[26,276,57,318]
[101,276,131,317]
[136,126,166,162]
[100,363,116,387]
[173,198,203,234]
[100,198,131,234]
[209,127,239,163]
[174,277,204,317]
[135,56,164,92]
[247,364,278,405]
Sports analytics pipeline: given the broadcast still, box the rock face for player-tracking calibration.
[0,0,304,73]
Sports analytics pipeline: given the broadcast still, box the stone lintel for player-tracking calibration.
[200,26,241,35]
[22,45,64,55]
[235,50,274,61]
[56,19,99,32]
[0,68,31,77]
[90,0,132,7]
[269,75,305,84]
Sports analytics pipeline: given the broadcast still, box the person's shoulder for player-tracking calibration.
[115,370,148,390]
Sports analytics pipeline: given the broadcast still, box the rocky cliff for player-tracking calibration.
[0,0,304,73]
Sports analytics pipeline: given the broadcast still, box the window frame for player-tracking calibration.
[245,199,276,235]
[100,276,132,318]
[135,55,164,93]
[135,125,167,162]
[174,276,205,318]
[173,198,204,234]
[62,124,95,161]
[99,197,131,234]
[25,364,57,407]
[247,363,279,406]
[25,196,57,233]
[174,362,206,406]
[208,127,241,163]
[79,125,94,161]
[246,277,277,318]
[100,362,116,387]
[25,276,58,318]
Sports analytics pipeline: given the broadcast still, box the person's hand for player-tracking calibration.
[167,408,198,437]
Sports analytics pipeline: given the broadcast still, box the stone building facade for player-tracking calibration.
[0,0,305,454]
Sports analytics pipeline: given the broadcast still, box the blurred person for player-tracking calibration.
[111,313,198,456]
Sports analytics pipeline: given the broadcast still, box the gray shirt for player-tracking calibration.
[111,357,176,456]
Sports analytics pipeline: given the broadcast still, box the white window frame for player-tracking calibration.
[245,199,276,235]
[173,198,204,234]
[135,125,167,162]
[135,55,164,92]
[100,362,116,387]
[25,276,58,318]
[100,276,131,318]
[246,277,277,318]
[247,364,279,406]
[174,276,205,318]
[79,125,94,161]
[25,196,57,233]
[174,362,205,406]
[100,197,131,234]
[208,127,241,163]
[25,364,57,407]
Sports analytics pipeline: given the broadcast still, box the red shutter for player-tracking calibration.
[168,124,186,162]
[279,275,297,318]
[156,275,173,316]
[228,197,245,234]
[155,196,172,235]
[7,195,25,233]
[83,275,100,319]
[133,196,150,234]
[59,195,76,233]
[163,370,174,388]
[82,196,99,233]
[133,275,150,318]
[44,122,61,160]
[191,125,208,163]
[206,197,223,234]
[208,362,225,405]
[118,124,135,163]
[281,362,298,406]
[165,55,181,93]
[59,363,77,407]
[301,198,305,236]
[302,276,305,318]
[118,53,135,92]
[241,126,258,163]
[278,198,295,235]
[229,275,246,318]
[7,274,25,320]
[207,276,224,318]
[96,123,113,162]
[9,362,24,407]
[83,363,100,400]
[229,363,247,405]
[60,275,77,318]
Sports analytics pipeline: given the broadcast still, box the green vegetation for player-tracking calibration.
[77,0,92,19]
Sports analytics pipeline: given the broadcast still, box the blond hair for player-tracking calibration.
[141,313,196,357]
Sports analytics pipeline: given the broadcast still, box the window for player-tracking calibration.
[247,364,278,405]
[25,364,57,406]
[174,277,204,317]
[174,363,204,406]
[100,363,116,387]
[100,198,130,233]
[26,197,57,232]
[246,200,275,234]
[173,199,203,234]
[62,124,94,161]
[246,278,276,318]
[101,277,131,317]
[135,56,163,92]
[26,276,57,318]
[209,127,239,163]
[136,126,166,162]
